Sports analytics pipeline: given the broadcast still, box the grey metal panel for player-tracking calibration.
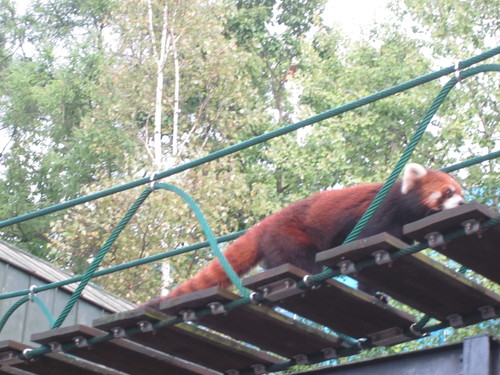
[0,240,135,345]
[294,346,463,374]
[294,335,500,375]
[0,240,135,313]
[494,338,500,375]
[463,335,492,375]
[0,266,31,343]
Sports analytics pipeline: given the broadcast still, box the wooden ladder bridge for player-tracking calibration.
[0,202,499,375]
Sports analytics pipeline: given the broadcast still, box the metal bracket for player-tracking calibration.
[368,327,409,346]
[447,313,465,328]
[454,61,462,84]
[28,285,37,302]
[111,326,127,338]
[180,309,198,322]
[256,277,302,302]
[149,171,159,191]
[249,291,262,305]
[409,323,429,338]
[372,250,392,265]
[479,305,497,320]
[22,348,33,360]
[338,259,356,275]
[251,363,266,375]
[461,219,481,235]
[303,274,321,289]
[48,341,63,353]
[357,338,369,349]
[425,231,445,249]
[293,354,309,365]
[137,320,154,333]
[0,351,21,365]
[208,302,227,315]
[73,336,89,348]
[321,347,338,360]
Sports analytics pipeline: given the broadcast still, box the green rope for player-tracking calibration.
[0,295,55,334]
[0,296,29,334]
[154,183,249,297]
[440,150,500,173]
[0,230,246,302]
[51,187,153,329]
[44,182,248,330]
[413,315,432,333]
[31,295,56,327]
[0,47,498,230]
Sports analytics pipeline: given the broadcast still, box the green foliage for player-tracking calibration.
[390,0,499,206]
[0,0,129,256]
[225,0,326,123]
[395,0,499,55]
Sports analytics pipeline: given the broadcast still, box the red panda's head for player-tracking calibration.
[401,163,464,213]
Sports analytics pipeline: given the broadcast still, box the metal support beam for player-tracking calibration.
[292,335,499,375]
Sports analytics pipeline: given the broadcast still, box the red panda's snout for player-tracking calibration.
[439,187,465,210]
[401,163,465,213]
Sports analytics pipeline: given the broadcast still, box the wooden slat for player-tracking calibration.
[158,287,345,358]
[92,306,281,373]
[0,366,35,375]
[31,325,218,375]
[404,202,500,284]
[403,202,497,242]
[0,340,124,375]
[243,264,416,341]
[316,233,500,322]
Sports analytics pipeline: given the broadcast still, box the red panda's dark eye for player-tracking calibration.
[444,189,453,198]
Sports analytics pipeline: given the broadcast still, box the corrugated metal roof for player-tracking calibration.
[0,240,135,313]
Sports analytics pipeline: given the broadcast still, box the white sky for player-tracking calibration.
[325,0,391,39]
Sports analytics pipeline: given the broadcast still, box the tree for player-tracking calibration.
[41,0,277,300]
[224,0,326,124]
[0,0,130,256]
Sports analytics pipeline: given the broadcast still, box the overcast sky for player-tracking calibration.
[325,0,391,39]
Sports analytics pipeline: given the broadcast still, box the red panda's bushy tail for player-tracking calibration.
[143,230,261,307]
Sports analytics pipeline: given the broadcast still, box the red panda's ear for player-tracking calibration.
[401,163,427,194]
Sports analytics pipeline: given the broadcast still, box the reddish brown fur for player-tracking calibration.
[144,165,463,306]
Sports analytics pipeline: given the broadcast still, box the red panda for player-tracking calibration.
[144,163,464,305]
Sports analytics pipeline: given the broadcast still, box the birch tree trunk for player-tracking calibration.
[171,28,180,158]
[148,0,171,169]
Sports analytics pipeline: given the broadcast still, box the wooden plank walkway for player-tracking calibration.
[404,202,500,284]
[316,232,500,322]
[0,203,498,375]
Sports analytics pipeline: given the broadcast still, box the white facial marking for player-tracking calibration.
[443,193,464,209]
[426,191,441,206]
